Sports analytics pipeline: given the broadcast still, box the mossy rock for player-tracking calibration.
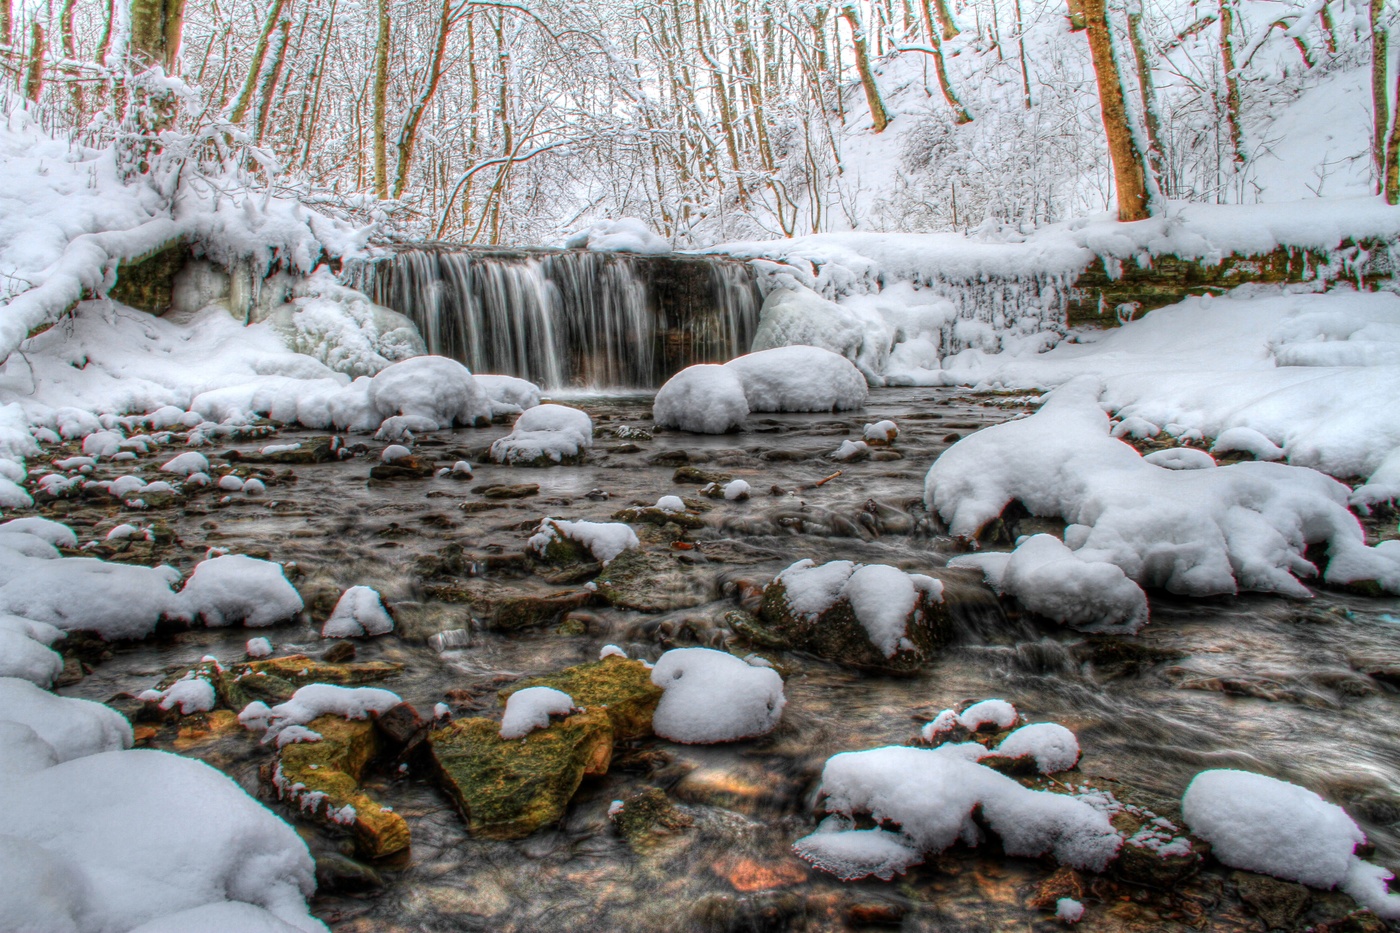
[216,654,403,709]
[273,716,410,858]
[610,786,692,844]
[756,576,950,675]
[673,466,731,485]
[502,656,661,741]
[594,548,713,612]
[525,521,602,583]
[235,438,337,465]
[428,708,614,839]
[612,506,705,530]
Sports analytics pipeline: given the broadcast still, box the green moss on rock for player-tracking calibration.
[503,656,662,741]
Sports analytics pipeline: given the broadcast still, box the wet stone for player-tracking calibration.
[612,505,705,529]
[594,548,715,612]
[610,786,693,844]
[216,655,403,709]
[474,483,540,499]
[673,465,732,485]
[323,640,356,663]
[1232,870,1311,930]
[502,656,662,740]
[369,457,438,481]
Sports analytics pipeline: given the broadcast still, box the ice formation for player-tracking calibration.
[649,647,786,743]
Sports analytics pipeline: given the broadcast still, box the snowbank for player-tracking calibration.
[927,378,1400,601]
[0,676,133,761]
[649,648,786,744]
[1183,769,1400,918]
[490,404,594,464]
[500,686,575,739]
[794,745,1121,880]
[564,217,670,254]
[321,586,393,638]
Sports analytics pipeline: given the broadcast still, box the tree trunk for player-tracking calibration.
[1218,0,1245,164]
[1071,0,1152,221]
[1373,0,1389,189]
[918,0,973,122]
[1,0,12,53]
[60,0,86,112]
[24,21,45,102]
[1014,0,1032,108]
[931,0,959,39]
[253,16,290,145]
[128,0,186,72]
[1127,3,1165,183]
[842,4,891,133]
[1387,60,1400,203]
[228,0,287,123]
[371,0,391,199]
[393,0,453,199]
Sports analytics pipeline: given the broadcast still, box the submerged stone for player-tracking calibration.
[613,505,705,529]
[594,548,714,612]
[610,787,693,845]
[428,707,614,839]
[272,715,410,858]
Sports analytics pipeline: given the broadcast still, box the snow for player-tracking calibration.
[649,648,786,744]
[792,826,926,882]
[725,346,869,414]
[528,518,638,564]
[655,495,686,512]
[491,404,594,464]
[992,723,1081,774]
[321,586,394,638]
[1142,448,1217,471]
[0,517,78,549]
[950,534,1150,634]
[474,374,543,416]
[160,451,211,476]
[380,444,412,462]
[564,217,670,254]
[0,749,326,933]
[500,686,575,739]
[795,745,1121,880]
[723,480,751,500]
[599,644,627,659]
[750,285,888,384]
[143,674,218,715]
[1212,427,1284,461]
[367,356,491,430]
[775,559,943,658]
[264,270,425,378]
[864,420,898,444]
[927,377,1400,601]
[957,699,1019,732]
[831,440,869,462]
[245,684,402,741]
[180,555,304,628]
[0,721,60,775]
[1182,769,1400,918]
[246,636,274,659]
[0,676,133,761]
[653,364,749,434]
[126,901,317,933]
[1056,898,1085,923]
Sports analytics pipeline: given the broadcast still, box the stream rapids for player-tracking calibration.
[47,386,1400,933]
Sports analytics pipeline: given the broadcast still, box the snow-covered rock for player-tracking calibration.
[1183,769,1400,919]
[991,722,1081,774]
[653,364,749,434]
[246,636,274,659]
[243,684,402,741]
[751,285,888,384]
[564,217,670,254]
[794,745,1121,881]
[0,675,133,761]
[528,517,638,564]
[649,648,786,744]
[474,374,543,416]
[490,404,593,465]
[180,555,304,627]
[725,345,869,414]
[927,377,1400,598]
[367,356,491,430]
[499,686,575,739]
[264,272,425,378]
[320,586,393,638]
[922,699,1020,740]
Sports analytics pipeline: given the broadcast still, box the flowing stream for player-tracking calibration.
[53,387,1400,933]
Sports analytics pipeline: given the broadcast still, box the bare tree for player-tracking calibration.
[1070,0,1152,220]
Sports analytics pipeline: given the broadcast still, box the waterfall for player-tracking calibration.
[347,248,762,390]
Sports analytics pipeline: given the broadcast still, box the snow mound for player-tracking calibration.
[950,533,1149,634]
[726,345,869,414]
[528,517,638,564]
[922,699,1021,740]
[723,479,751,500]
[159,451,209,475]
[141,674,217,715]
[367,356,491,430]
[0,749,325,933]
[246,636,274,659]
[475,374,543,416]
[321,586,393,638]
[795,745,1121,880]
[653,364,749,434]
[1211,427,1284,461]
[751,285,887,384]
[775,559,943,658]
[265,272,425,378]
[1183,769,1400,918]
[992,723,1081,774]
[500,686,575,739]
[926,377,1400,598]
[491,404,594,464]
[0,675,133,761]
[1143,447,1217,470]
[180,555,304,628]
[0,721,60,775]
[649,647,786,744]
[0,621,64,686]
[564,217,670,254]
[0,517,77,549]
[126,900,318,933]
[792,826,926,882]
[1056,898,1085,923]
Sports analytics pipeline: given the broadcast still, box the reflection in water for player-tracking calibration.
[60,388,1400,932]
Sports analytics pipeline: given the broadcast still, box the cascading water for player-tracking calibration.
[347,248,762,390]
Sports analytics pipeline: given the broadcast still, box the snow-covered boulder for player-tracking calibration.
[751,285,888,384]
[0,675,133,761]
[490,404,593,465]
[926,377,1400,598]
[180,555,304,628]
[265,273,426,378]
[649,647,785,744]
[564,217,670,254]
[653,364,749,434]
[320,586,393,638]
[756,559,947,674]
[0,616,64,686]
[726,345,869,413]
[950,533,1149,634]
[242,684,402,742]
[1183,769,1400,919]
[794,745,1121,881]
[499,686,575,739]
[0,749,326,932]
[367,356,492,430]
[474,374,542,417]
[527,517,638,565]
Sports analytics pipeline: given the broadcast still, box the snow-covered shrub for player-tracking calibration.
[649,648,786,744]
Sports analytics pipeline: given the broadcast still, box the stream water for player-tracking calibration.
[52,387,1400,933]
